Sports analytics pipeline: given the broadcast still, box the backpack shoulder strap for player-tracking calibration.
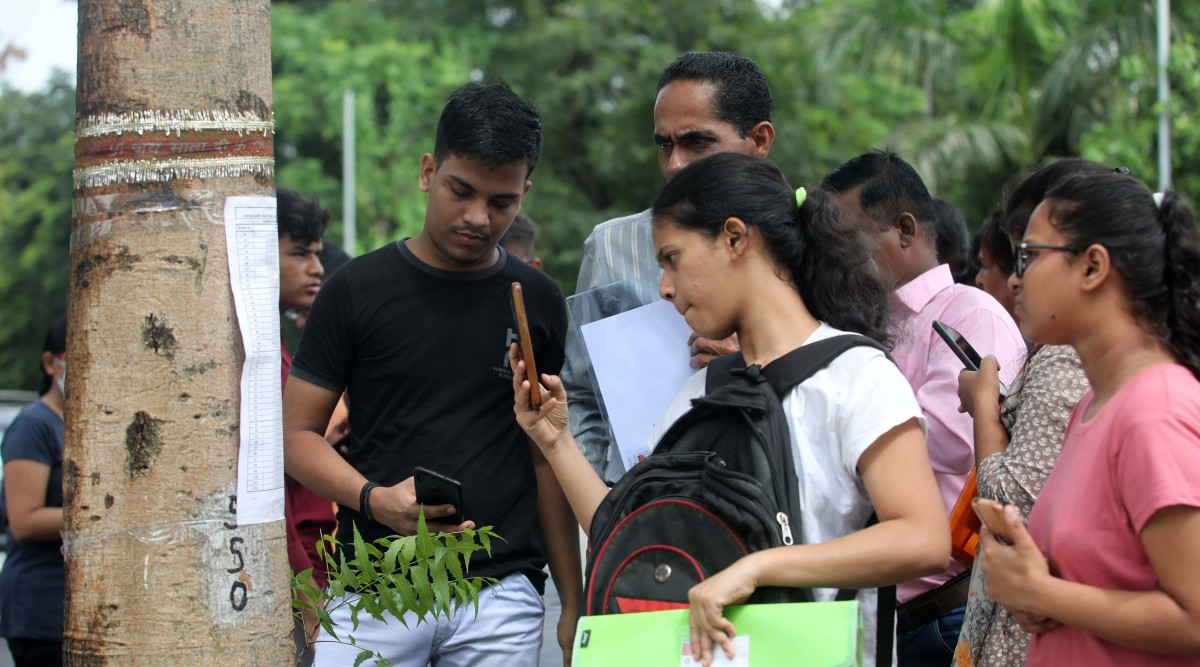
[706,334,892,396]
[761,334,891,397]
[703,350,746,393]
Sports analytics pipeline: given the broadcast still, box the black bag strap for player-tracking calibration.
[705,334,891,396]
[706,334,896,666]
[834,513,895,667]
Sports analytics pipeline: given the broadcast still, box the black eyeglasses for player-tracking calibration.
[1015,242,1086,278]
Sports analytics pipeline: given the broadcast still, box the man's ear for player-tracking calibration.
[894,212,919,248]
[1079,244,1111,292]
[41,351,56,376]
[747,121,775,157]
[418,153,437,192]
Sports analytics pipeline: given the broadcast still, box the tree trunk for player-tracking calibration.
[65,1,291,664]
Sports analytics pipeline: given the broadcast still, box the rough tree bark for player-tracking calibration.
[64,1,292,664]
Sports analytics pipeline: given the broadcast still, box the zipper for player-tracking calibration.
[776,512,794,545]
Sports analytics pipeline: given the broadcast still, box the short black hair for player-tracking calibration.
[276,187,329,244]
[433,82,543,176]
[656,52,773,137]
[819,149,936,235]
[318,240,352,278]
[978,209,1015,275]
[499,213,538,260]
[932,198,968,271]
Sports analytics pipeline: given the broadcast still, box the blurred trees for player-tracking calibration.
[0,72,73,389]
[1,0,1197,389]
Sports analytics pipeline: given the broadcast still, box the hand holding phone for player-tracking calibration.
[413,466,465,525]
[510,282,542,409]
[972,497,1012,545]
[933,320,1009,399]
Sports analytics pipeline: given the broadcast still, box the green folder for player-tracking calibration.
[571,601,863,666]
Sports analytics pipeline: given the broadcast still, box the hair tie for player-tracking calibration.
[795,186,807,208]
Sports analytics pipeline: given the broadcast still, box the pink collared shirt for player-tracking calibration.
[890,264,1025,602]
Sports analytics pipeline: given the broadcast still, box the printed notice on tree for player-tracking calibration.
[225,196,285,525]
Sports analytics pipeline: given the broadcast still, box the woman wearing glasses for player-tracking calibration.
[979,171,1200,665]
[953,159,1108,667]
[0,316,67,667]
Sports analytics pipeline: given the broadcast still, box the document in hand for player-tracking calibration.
[579,299,693,469]
[571,601,864,667]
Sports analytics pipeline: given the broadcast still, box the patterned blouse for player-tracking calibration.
[954,344,1089,667]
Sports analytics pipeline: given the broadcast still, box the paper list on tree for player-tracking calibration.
[224,196,285,525]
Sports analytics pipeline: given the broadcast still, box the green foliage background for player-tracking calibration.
[1,0,1198,389]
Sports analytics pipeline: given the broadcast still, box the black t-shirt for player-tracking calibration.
[290,241,568,592]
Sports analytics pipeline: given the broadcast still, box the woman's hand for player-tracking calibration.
[958,355,1003,419]
[980,504,1056,632]
[688,557,759,666]
[510,343,569,453]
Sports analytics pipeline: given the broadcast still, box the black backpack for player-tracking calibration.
[584,334,896,664]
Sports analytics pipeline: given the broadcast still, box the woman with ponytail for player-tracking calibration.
[979,172,1200,665]
[511,153,948,666]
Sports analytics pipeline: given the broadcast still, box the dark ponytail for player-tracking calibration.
[651,152,892,344]
[792,189,892,344]
[1157,192,1200,379]
[1044,174,1200,380]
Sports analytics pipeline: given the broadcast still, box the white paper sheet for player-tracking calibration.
[580,300,694,469]
[224,196,284,525]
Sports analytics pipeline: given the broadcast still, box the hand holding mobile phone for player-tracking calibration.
[413,466,465,525]
[933,320,1009,399]
[972,497,1012,545]
[510,282,542,409]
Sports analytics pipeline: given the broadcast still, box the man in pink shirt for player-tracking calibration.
[822,151,1025,666]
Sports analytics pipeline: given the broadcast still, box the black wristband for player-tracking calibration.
[358,481,380,522]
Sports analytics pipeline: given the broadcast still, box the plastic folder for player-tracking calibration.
[572,600,863,666]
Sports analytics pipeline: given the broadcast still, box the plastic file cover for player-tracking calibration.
[572,600,863,667]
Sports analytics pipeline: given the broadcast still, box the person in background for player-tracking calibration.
[931,198,970,284]
[563,51,777,483]
[952,158,1112,667]
[821,151,1025,667]
[980,169,1200,666]
[500,212,543,270]
[972,211,1016,315]
[0,315,67,667]
[276,186,336,666]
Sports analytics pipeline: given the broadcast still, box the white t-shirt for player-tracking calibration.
[651,323,925,667]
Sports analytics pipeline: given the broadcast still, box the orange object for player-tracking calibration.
[949,467,981,566]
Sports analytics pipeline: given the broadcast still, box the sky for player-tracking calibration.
[0,0,77,92]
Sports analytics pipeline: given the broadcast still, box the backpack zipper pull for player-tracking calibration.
[776,512,794,545]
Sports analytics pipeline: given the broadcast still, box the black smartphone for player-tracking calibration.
[413,466,464,524]
[932,320,1009,398]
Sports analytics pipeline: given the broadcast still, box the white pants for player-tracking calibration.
[314,572,545,667]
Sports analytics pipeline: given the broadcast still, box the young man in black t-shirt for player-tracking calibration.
[283,83,580,667]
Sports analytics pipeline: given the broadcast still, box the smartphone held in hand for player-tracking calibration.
[972,497,1012,545]
[414,466,465,524]
[510,282,542,409]
[933,320,1009,399]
